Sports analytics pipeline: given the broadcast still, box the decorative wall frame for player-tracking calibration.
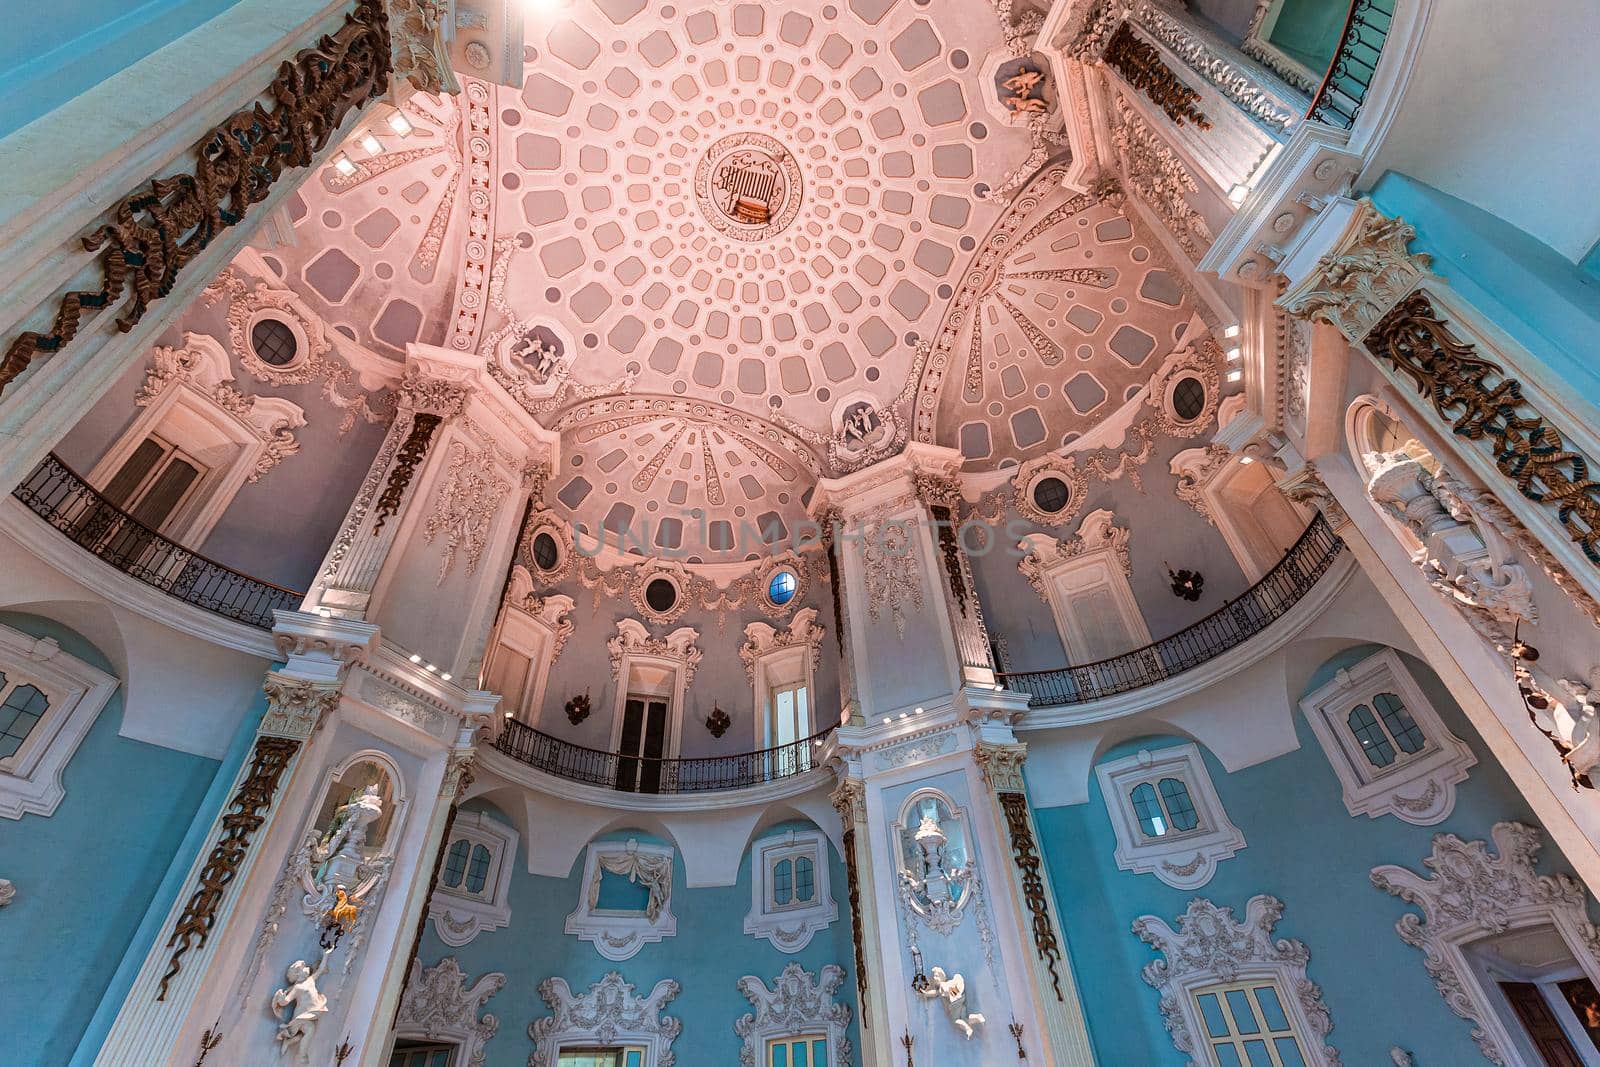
[744,829,839,952]
[566,839,677,961]
[756,552,810,618]
[1012,451,1090,528]
[485,567,575,722]
[1018,509,1152,664]
[742,607,825,747]
[607,620,701,760]
[1134,895,1341,1067]
[1146,338,1223,439]
[430,810,520,947]
[735,963,853,1067]
[894,789,977,936]
[394,957,505,1067]
[1299,649,1476,826]
[530,972,682,1067]
[0,622,118,819]
[520,508,575,582]
[1372,822,1600,1066]
[630,561,693,626]
[1096,743,1245,889]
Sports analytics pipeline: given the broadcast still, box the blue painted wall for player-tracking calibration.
[1031,646,1595,1064]
[414,814,863,1067]
[0,612,221,1067]
[0,0,248,138]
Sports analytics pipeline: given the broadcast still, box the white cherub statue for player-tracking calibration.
[270,946,334,1062]
[919,966,985,1039]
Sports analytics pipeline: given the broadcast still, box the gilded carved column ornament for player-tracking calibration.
[158,734,300,1000]
[998,792,1065,1002]
[830,778,872,1027]
[1364,292,1600,568]
[373,413,443,533]
[0,0,394,395]
[1279,201,1432,343]
[1104,23,1211,129]
[916,472,972,618]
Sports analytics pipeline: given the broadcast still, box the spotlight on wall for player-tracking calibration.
[409,653,422,663]
[1225,346,1241,362]
[1223,324,1241,339]
[1238,456,1255,465]
[441,673,452,682]
[331,154,357,177]
[1227,183,1250,205]
[1225,368,1243,383]
[386,111,414,137]
[358,132,382,156]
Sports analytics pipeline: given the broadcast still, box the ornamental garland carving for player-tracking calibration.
[1134,895,1341,1067]
[1104,23,1210,129]
[530,973,682,1067]
[424,440,513,584]
[1371,823,1600,1065]
[740,607,825,684]
[0,0,393,396]
[997,791,1066,1002]
[395,958,505,1067]
[1364,291,1600,569]
[1110,93,1213,261]
[858,511,925,639]
[735,964,854,1067]
[260,676,342,739]
[389,0,459,97]
[1130,0,1299,130]
[1279,201,1433,342]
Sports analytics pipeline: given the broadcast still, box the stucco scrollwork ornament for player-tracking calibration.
[529,973,682,1067]
[394,957,505,1067]
[424,440,513,584]
[740,607,825,684]
[388,0,461,97]
[858,511,925,638]
[608,619,702,689]
[1170,444,1233,524]
[1135,895,1342,1067]
[736,963,854,1067]
[1146,338,1223,438]
[1278,461,1349,529]
[1110,93,1212,260]
[0,879,14,906]
[1018,508,1134,600]
[567,839,678,961]
[1130,0,1300,129]
[1372,822,1600,1066]
[897,792,977,936]
[1280,200,1432,343]
[1012,451,1091,528]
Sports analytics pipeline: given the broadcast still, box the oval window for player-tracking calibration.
[645,577,678,613]
[1172,376,1206,421]
[250,318,299,366]
[531,531,560,570]
[768,569,798,606]
[1031,476,1070,514]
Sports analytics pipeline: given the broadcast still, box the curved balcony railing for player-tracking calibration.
[494,716,835,794]
[998,514,1344,708]
[1307,0,1395,130]
[11,453,302,629]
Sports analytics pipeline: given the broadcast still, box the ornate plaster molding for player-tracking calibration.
[1129,0,1299,129]
[424,440,514,584]
[388,0,461,97]
[1099,743,1245,889]
[1110,92,1213,260]
[566,839,677,961]
[260,676,342,740]
[1280,200,1432,343]
[857,512,926,639]
[607,619,702,689]
[735,963,853,1067]
[395,957,504,1067]
[1018,508,1133,599]
[1146,337,1223,438]
[1372,823,1600,1065]
[1135,895,1341,1066]
[740,607,825,684]
[530,973,682,1067]
[1170,443,1233,524]
[742,828,839,951]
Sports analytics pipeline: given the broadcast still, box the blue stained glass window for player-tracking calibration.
[1158,777,1199,832]
[442,839,470,888]
[1131,782,1166,837]
[768,570,798,606]
[774,858,793,905]
[466,843,492,893]
[1348,703,1397,767]
[1374,692,1426,753]
[795,855,815,902]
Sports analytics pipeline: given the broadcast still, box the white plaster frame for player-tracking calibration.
[1299,648,1476,826]
[735,963,853,1067]
[483,567,573,723]
[393,956,505,1067]
[430,809,520,947]
[744,607,823,749]
[1172,445,1310,581]
[566,838,678,961]
[1096,743,1245,889]
[1018,509,1153,664]
[743,828,838,951]
[530,972,681,1067]
[607,619,699,762]
[87,332,305,545]
[0,621,118,819]
[1373,822,1600,1067]
[1134,895,1340,1067]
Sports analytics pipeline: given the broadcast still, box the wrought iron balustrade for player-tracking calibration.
[494,716,835,794]
[1307,0,1395,130]
[11,453,302,629]
[998,513,1344,708]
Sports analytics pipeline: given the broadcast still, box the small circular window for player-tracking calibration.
[531,531,560,571]
[250,318,299,367]
[767,569,798,607]
[645,577,678,613]
[1172,376,1206,421]
[1032,476,1071,515]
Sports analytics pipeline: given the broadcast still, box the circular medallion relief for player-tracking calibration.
[694,133,802,241]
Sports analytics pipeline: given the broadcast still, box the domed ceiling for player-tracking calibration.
[267,0,1206,560]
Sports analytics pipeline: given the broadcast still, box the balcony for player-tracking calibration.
[11,453,301,629]
[999,513,1345,708]
[1307,0,1396,130]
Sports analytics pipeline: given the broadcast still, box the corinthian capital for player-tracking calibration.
[260,675,343,739]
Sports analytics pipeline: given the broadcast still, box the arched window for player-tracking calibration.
[1131,778,1200,837]
[0,677,49,760]
[767,569,798,607]
[442,838,471,888]
[773,858,793,906]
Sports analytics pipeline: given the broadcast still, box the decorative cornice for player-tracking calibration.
[395,957,504,1067]
[1018,508,1132,599]
[740,607,824,684]
[259,676,342,739]
[1280,200,1432,343]
[608,619,703,688]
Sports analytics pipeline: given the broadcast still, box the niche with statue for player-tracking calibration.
[895,790,976,935]
[294,755,403,940]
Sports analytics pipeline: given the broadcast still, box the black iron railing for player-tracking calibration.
[494,716,835,793]
[1307,0,1395,130]
[999,514,1344,708]
[12,453,302,629]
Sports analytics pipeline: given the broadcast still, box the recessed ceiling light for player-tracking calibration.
[1225,346,1241,361]
[332,154,356,177]
[1223,324,1241,339]
[386,112,413,136]
[409,653,422,663]
[1226,368,1243,382]
[359,132,382,156]
[1239,456,1255,464]
[441,673,452,681]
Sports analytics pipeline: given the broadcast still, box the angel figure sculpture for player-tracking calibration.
[311,783,384,888]
[1001,69,1043,95]
[271,946,334,1062]
[919,966,985,1039]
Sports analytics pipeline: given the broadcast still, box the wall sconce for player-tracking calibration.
[565,690,591,725]
[1166,564,1204,602]
[705,704,730,738]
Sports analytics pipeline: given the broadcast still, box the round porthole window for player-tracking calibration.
[1032,476,1071,515]
[250,318,299,367]
[531,531,560,571]
[645,577,678,613]
[767,569,798,607]
[1172,376,1206,421]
